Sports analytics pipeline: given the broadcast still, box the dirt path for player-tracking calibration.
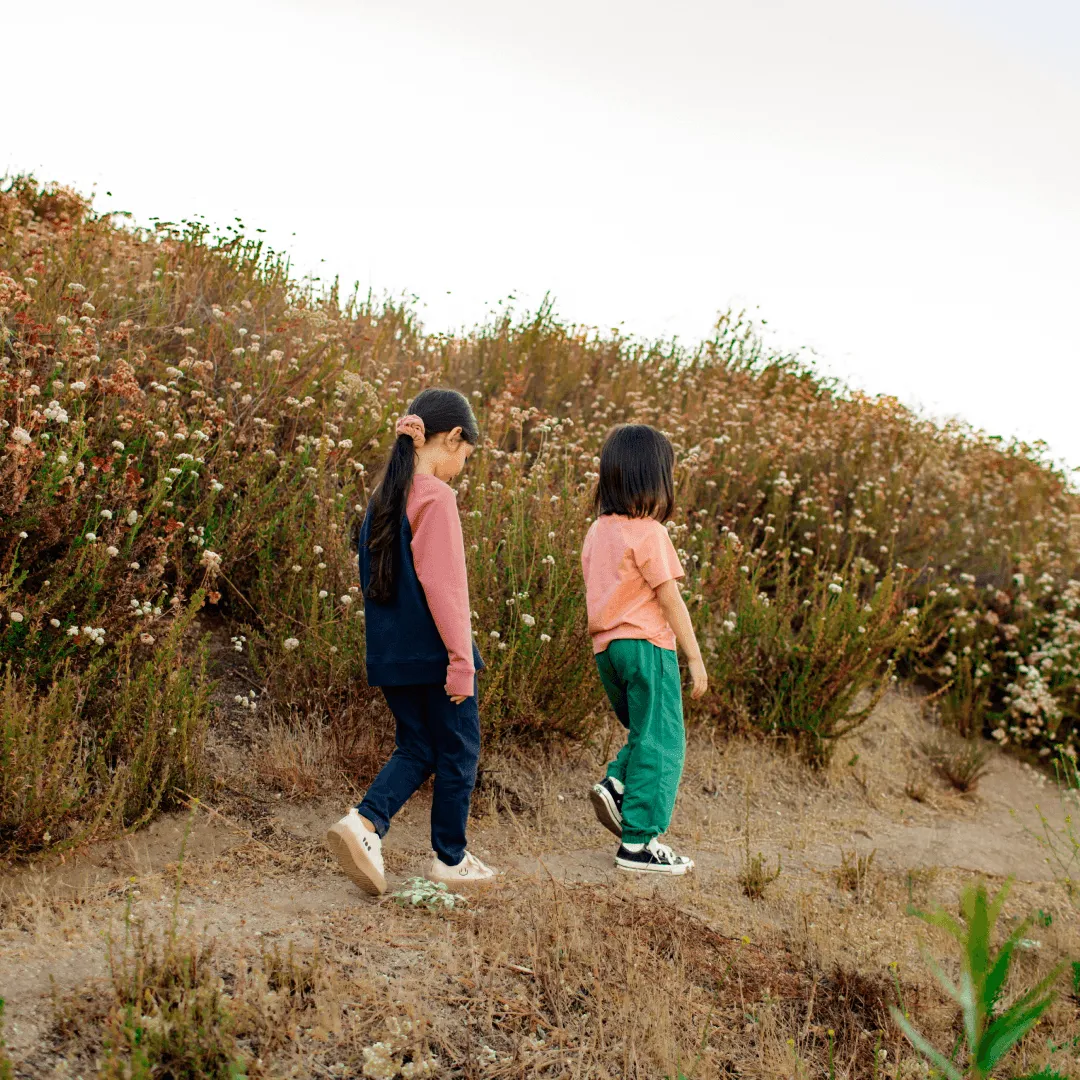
[1,690,1077,1073]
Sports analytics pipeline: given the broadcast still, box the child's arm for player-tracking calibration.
[655,580,708,699]
[410,483,476,702]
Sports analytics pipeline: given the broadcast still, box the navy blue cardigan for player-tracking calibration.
[358,507,484,689]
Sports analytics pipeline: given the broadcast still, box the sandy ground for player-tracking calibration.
[2,689,1078,1076]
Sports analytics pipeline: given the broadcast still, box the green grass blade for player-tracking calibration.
[976,994,1057,1072]
[923,949,961,1003]
[983,940,1016,1015]
[985,877,1012,928]
[957,969,982,1062]
[889,1006,963,1080]
[965,884,991,988]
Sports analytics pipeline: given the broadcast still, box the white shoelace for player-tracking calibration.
[463,851,492,874]
[648,840,675,862]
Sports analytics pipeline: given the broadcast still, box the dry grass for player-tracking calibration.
[902,770,929,804]
[255,718,335,800]
[923,734,992,794]
[835,848,878,900]
[27,868,1080,1079]
[4,693,1080,1078]
[37,880,909,1079]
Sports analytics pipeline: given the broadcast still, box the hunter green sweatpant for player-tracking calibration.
[595,638,686,844]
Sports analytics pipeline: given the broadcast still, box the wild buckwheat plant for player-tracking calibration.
[2,175,1078,855]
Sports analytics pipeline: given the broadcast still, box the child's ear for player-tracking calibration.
[447,425,464,447]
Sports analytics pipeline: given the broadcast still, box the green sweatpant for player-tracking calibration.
[595,638,686,844]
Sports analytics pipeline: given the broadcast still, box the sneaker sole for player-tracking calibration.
[615,857,693,876]
[590,785,623,839]
[425,871,498,892]
[325,822,387,896]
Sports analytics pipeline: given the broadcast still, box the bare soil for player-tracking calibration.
[2,689,1078,1078]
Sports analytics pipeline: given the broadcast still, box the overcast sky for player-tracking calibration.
[5,0,1079,467]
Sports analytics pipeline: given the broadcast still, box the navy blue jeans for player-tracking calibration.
[357,681,480,866]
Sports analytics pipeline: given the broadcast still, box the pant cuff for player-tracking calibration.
[621,830,652,845]
[355,802,388,838]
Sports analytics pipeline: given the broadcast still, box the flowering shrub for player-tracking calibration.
[2,176,1078,853]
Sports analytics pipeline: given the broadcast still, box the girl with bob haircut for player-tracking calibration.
[581,424,708,874]
[326,388,498,894]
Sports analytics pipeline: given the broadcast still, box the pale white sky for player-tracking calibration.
[5,0,1079,466]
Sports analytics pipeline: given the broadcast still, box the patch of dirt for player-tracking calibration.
[1,689,1078,1077]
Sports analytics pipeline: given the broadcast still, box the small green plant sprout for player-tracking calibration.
[739,848,782,900]
[737,789,781,900]
[835,847,877,895]
[890,878,1065,1080]
[390,877,468,912]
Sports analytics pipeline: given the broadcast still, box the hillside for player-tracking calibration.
[2,688,1079,1078]
[2,176,1080,1077]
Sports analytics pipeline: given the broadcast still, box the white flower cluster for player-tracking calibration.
[129,597,162,619]
[993,580,1080,751]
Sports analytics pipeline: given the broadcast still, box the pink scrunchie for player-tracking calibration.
[395,414,426,447]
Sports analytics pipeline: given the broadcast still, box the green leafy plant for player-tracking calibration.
[390,877,469,912]
[891,879,1064,1080]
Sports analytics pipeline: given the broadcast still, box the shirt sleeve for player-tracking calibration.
[632,521,685,590]
[409,481,476,698]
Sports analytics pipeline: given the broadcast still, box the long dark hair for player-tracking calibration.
[364,387,479,603]
[595,424,675,522]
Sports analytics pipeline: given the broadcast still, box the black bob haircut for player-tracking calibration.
[594,424,675,522]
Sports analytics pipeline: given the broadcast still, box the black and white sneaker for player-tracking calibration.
[615,837,694,875]
[589,778,624,838]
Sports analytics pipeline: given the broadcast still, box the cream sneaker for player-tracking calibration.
[427,850,498,888]
[325,808,387,896]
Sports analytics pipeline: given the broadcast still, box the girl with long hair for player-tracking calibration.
[326,388,497,895]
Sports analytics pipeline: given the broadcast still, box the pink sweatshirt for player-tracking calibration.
[406,473,475,697]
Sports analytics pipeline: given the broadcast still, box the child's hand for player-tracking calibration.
[447,690,468,705]
[688,656,709,699]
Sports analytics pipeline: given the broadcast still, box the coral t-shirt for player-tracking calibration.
[581,514,685,655]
